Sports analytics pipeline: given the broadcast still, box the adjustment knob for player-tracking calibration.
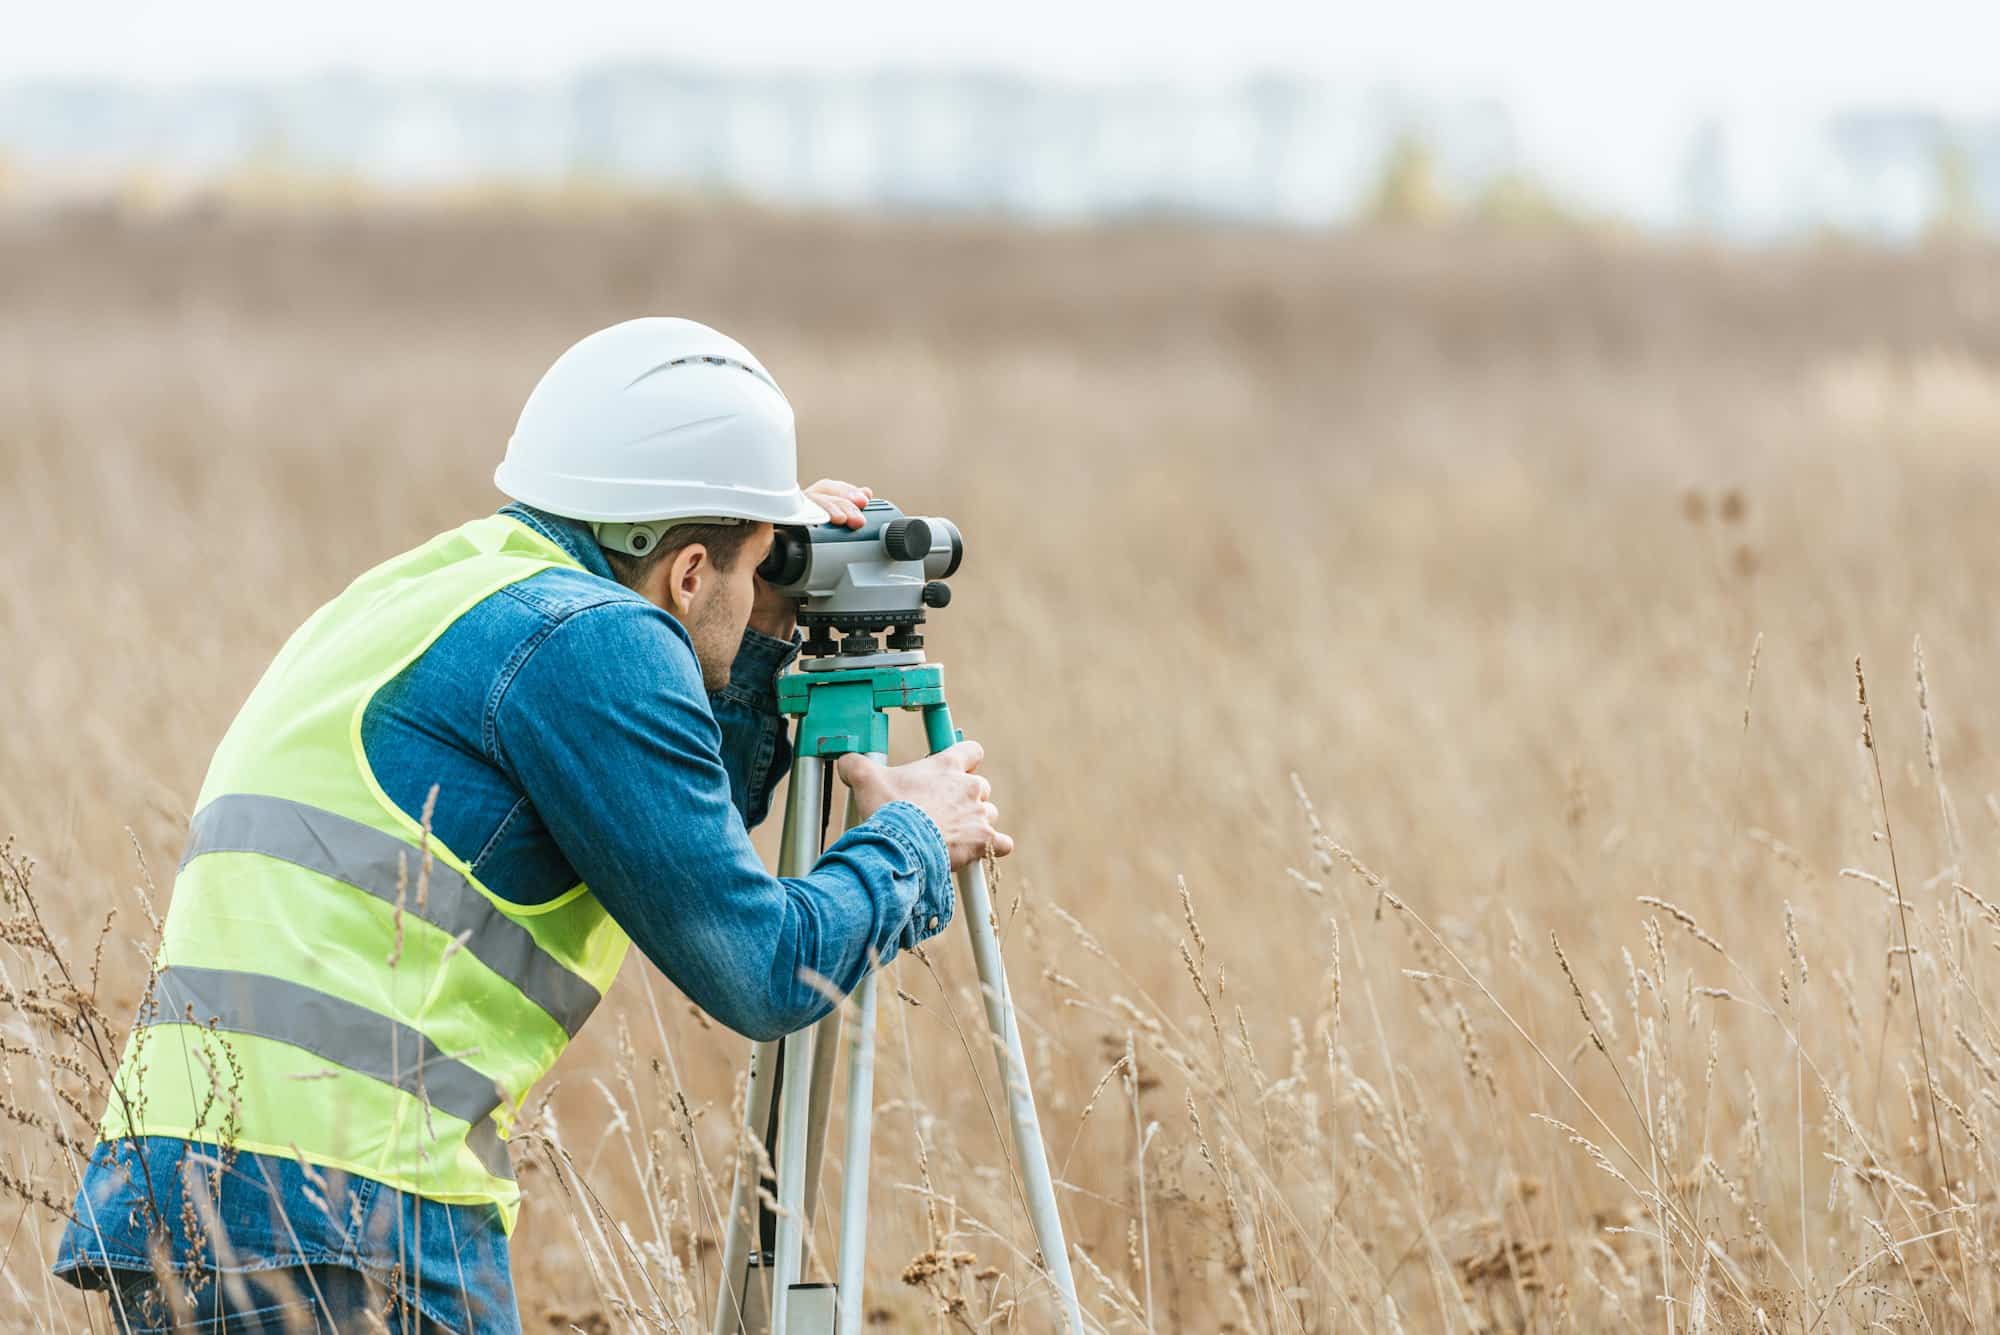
[881,517,933,562]
[921,581,952,608]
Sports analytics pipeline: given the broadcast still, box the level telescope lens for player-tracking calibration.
[927,518,964,579]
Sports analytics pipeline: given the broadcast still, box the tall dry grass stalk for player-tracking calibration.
[5,203,2000,1329]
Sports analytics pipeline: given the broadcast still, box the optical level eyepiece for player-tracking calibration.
[760,526,811,587]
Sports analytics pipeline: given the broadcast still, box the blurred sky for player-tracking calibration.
[7,0,1992,111]
[6,0,1997,233]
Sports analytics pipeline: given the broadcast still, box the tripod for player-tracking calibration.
[711,649,1084,1334]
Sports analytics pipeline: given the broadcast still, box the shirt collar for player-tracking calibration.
[498,503,619,582]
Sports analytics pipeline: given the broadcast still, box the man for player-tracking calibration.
[53,318,1009,1331]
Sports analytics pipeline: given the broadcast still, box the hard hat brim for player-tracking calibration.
[770,490,833,526]
[496,459,831,527]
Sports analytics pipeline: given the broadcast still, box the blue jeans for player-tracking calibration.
[107,1263,431,1332]
[56,1138,519,1333]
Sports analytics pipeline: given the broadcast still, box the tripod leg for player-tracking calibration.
[768,1025,819,1330]
[834,970,879,1332]
[801,760,880,1246]
[715,753,829,1335]
[713,1038,781,1335]
[834,761,886,1333]
[799,1007,842,1231]
[922,704,1085,1334]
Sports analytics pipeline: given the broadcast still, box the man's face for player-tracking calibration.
[683,523,774,692]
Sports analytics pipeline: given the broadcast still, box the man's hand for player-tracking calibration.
[748,479,874,640]
[805,478,872,529]
[835,741,1014,871]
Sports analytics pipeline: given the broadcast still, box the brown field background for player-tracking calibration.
[5,205,2000,1331]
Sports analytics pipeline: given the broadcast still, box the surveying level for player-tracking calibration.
[716,506,1083,1334]
[758,499,963,658]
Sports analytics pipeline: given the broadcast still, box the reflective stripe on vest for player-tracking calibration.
[182,794,601,1037]
[144,965,515,1183]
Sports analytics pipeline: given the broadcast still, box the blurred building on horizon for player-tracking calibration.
[2,64,1995,241]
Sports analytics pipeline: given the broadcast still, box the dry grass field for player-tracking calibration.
[6,203,2000,1332]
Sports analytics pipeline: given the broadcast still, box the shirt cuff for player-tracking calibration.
[715,627,801,711]
[870,800,955,948]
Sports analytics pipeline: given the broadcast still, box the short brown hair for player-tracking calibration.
[602,521,758,591]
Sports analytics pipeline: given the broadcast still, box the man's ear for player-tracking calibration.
[652,544,709,618]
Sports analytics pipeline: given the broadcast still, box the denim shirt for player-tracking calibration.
[55,504,954,1328]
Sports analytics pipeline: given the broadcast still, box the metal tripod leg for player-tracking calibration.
[924,704,1085,1334]
[714,753,828,1335]
[832,767,885,1334]
[782,761,890,1333]
[767,1019,819,1331]
[799,1008,842,1229]
[791,765,889,1334]
[713,1037,781,1334]
[797,781,873,1258]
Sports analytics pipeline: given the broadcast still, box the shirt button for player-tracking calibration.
[927,915,940,930]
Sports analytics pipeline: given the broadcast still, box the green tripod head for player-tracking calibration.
[757,499,963,657]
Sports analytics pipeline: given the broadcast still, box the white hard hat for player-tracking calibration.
[496,317,830,531]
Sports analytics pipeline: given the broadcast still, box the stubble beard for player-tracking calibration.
[688,595,738,693]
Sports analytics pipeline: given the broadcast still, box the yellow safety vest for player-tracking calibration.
[102,515,632,1231]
